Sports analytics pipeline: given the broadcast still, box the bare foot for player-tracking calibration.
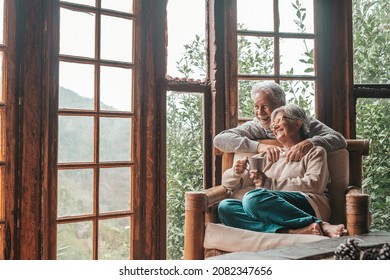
[321,222,346,238]
[280,222,323,235]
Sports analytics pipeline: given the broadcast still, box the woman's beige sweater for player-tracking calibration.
[222,146,331,221]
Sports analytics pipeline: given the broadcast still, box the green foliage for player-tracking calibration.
[353,0,390,231]
[166,92,204,260]
[176,34,207,78]
[356,100,390,231]
[353,0,390,84]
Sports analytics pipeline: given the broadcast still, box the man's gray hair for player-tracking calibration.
[251,81,286,106]
[271,104,310,139]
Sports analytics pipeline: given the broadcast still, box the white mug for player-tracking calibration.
[247,155,264,172]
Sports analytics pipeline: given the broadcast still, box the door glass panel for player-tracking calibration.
[100,15,133,63]
[59,61,95,110]
[58,116,94,163]
[279,0,314,33]
[238,36,274,75]
[99,117,131,162]
[98,217,130,259]
[101,0,133,13]
[57,1,134,260]
[100,66,132,112]
[280,38,314,76]
[237,0,273,31]
[99,167,131,213]
[60,8,95,58]
[58,169,94,217]
[57,222,93,260]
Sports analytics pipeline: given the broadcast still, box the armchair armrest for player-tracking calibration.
[184,185,230,260]
[345,186,370,235]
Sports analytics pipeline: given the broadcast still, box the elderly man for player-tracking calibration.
[213,81,347,162]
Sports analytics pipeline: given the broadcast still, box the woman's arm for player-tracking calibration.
[221,158,255,191]
[263,147,330,194]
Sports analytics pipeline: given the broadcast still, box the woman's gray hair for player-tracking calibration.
[251,81,286,106]
[271,104,310,139]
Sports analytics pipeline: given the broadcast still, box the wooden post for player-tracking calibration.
[184,192,207,260]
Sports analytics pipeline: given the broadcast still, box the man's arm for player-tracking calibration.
[307,117,347,152]
[213,119,273,153]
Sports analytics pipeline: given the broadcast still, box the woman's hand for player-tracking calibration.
[233,157,248,175]
[249,170,268,188]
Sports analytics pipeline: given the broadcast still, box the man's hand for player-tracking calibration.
[258,143,283,162]
[286,139,314,162]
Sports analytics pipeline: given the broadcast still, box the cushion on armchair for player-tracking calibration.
[204,223,328,253]
[203,148,349,255]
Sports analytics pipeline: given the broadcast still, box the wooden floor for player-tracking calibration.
[209,231,390,260]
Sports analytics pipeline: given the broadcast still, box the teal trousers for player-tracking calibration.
[218,188,321,233]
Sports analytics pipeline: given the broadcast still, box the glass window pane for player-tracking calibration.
[238,36,274,75]
[279,0,314,33]
[0,0,4,45]
[280,80,315,116]
[100,66,132,112]
[58,116,94,163]
[237,0,274,31]
[60,0,95,6]
[167,0,206,79]
[166,92,204,260]
[238,80,275,119]
[280,38,314,76]
[101,15,133,63]
[353,1,390,84]
[60,8,95,58]
[356,98,390,231]
[99,117,131,162]
[0,52,3,102]
[101,0,133,13]
[99,167,131,213]
[57,222,93,260]
[59,62,95,110]
[58,169,94,217]
[98,217,130,260]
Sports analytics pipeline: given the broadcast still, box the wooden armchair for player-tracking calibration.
[183,139,370,260]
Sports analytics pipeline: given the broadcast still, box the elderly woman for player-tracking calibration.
[218,104,345,238]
